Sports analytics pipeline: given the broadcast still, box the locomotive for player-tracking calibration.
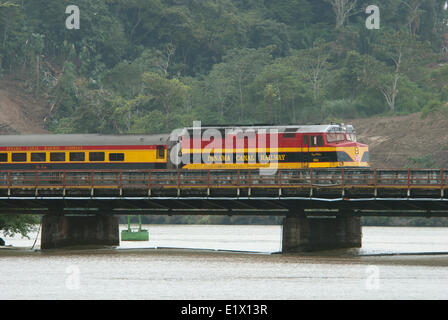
[0,124,369,170]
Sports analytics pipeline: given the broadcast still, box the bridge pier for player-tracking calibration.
[41,215,119,250]
[282,209,362,252]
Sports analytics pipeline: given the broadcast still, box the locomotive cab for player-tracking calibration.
[323,124,369,168]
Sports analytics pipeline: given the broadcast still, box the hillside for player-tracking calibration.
[351,112,448,169]
[0,79,49,134]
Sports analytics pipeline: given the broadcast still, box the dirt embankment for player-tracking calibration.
[350,112,448,169]
[0,79,49,134]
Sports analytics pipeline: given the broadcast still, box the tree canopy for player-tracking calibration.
[0,0,446,134]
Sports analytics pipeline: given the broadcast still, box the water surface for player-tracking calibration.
[1,225,447,299]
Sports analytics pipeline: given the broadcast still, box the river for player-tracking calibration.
[1,225,447,299]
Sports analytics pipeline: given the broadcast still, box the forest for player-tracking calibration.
[1,0,448,133]
[1,0,448,234]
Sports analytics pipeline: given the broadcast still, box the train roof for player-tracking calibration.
[184,124,354,133]
[0,124,356,147]
[0,134,170,146]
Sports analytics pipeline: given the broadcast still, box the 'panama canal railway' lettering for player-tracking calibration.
[260,154,285,162]
[205,153,286,163]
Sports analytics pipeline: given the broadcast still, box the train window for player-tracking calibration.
[109,153,124,162]
[0,153,7,162]
[89,152,105,161]
[310,136,324,146]
[303,135,309,145]
[70,152,85,162]
[156,146,165,159]
[317,136,324,146]
[282,133,296,138]
[50,152,66,162]
[31,153,46,162]
[346,133,356,142]
[326,133,345,143]
[12,153,26,162]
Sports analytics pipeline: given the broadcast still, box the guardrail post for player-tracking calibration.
[119,171,122,197]
[62,171,66,197]
[148,170,151,197]
[237,169,240,197]
[310,168,313,198]
[341,168,345,197]
[35,171,39,197]
[207,170,210,188]
[248,169,251,197]
[90,171,94,197]
[374,168,377,198]
[207,170,210,197]
[441,169,444,198]
[177,169,180,198]
[278,169,282,197]
[7,171,11,196]
[278,169,281,187]
[407,168,411,197]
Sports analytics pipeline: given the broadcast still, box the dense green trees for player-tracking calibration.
[1,0,447,133]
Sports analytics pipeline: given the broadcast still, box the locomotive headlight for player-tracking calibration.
[355,147,359,154]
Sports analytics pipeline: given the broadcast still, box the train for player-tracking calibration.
[0,124,369,170]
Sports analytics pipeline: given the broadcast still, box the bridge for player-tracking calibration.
[1,168,447,251]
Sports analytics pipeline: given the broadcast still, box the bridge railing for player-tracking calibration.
[0,168,446,190]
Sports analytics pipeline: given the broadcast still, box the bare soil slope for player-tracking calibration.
[0,79,49,134]
[350,112,448,169]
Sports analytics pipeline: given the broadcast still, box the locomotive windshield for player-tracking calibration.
[326,133,345,143]
[346,133,357,142]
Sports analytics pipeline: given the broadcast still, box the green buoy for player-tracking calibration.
[121,215,149,241]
